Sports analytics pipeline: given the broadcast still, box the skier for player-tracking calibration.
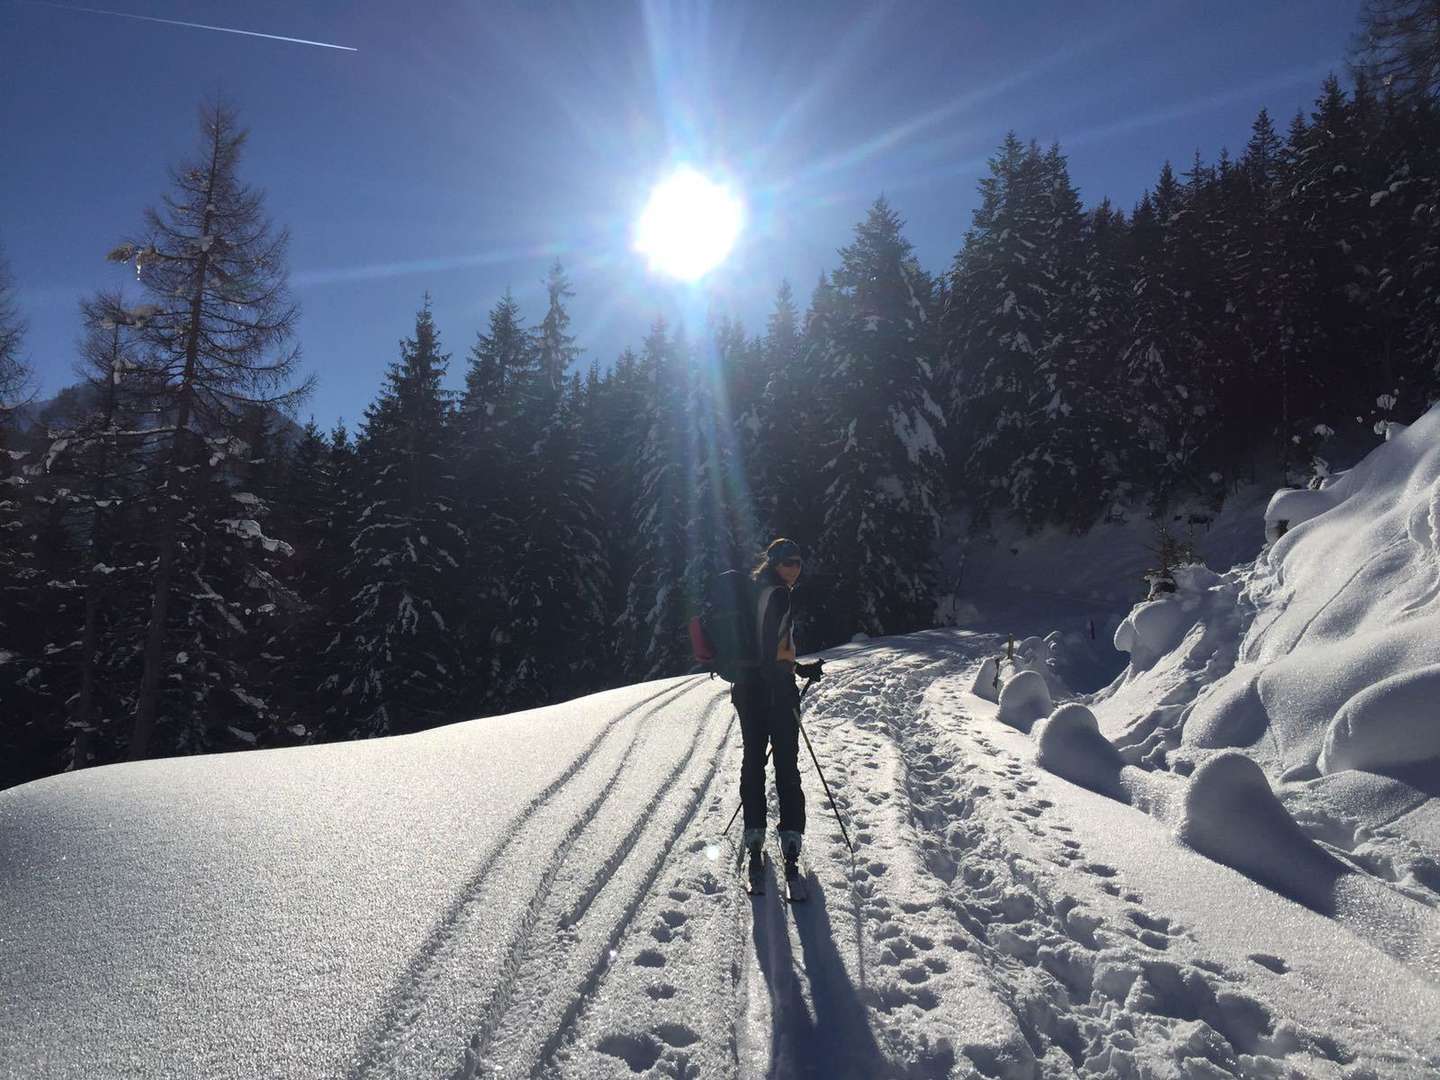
[737,537,822,896]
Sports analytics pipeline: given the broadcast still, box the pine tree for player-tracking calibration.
[1122,162,1219,507]
[535,261,581,395]
[456,290,538,711]
[481,278,608,708]
[943,135,1054,522]
[50,292,156,769]
[997,143,1105,529]
[582,349,649,674]
[1353,0,1440,100]
[328,299,466,736]
[816,198,946,637]
[107,101,308,760]
[616,320,700,678]
[0,240,29,414]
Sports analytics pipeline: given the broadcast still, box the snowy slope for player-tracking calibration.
[1090,407,1440,924]
[4,630,1439,1078]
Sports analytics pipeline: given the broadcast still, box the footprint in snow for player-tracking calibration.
[654,1022,700,1048]
[595,1032,662,1072]
[1248,953,1290,974]
[634,949,666,968]
[646,983,678,999]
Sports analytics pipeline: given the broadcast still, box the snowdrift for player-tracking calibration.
[993,405,1440,975]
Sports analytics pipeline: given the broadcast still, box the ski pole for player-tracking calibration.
[796,708,855,858]
[721,675,818,840]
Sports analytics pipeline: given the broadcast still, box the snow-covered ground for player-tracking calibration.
[6,417,1440,1078]
[3,636,1437,1077]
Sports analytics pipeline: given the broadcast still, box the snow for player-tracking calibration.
[1318,663,1440,775]
[4,627,1439,1078]
[220,517,295,556]
[1035,703,1127,800]
[7,412,1440,1078]
[997,667,1051,731]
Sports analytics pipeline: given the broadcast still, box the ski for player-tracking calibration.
[779,841,809,903]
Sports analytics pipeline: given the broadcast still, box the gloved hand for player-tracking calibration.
[795,659,824,681]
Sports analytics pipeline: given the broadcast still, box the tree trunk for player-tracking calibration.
[128,153,217,761]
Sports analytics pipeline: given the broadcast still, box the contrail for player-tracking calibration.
[22,1,357,51]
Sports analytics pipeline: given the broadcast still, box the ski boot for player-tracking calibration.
[743,828,766,896]
[779,830,807,903]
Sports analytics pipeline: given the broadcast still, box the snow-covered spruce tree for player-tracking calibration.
[474,277,609,710]
[262,417,331,736]
[1071,199,1139,518]
[581,349,649,674]
[1122,163,1219,509]
[989,143,1111,531]
[535,261,582,396]
[1352,0,1440,100]
[1353,81,1440,423]
[0,240,29,416]
[1392,94,1440,391]
[1290,78,1391,434]
[287,420,360,740]
[616,320,707,679]
[455,290,536,713]
[748,281,827,549]
[942,135,1055,525]
[0,241,33,774]
[815,198,946,638]
[109,102,309,760]
[327,299,466,737]
[40,293,159,770]
[701,316,762,564]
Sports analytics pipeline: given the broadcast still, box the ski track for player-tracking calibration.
[478,693,733,1079]
[345,675,716,1080]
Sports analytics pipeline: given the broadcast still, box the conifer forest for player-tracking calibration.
[4,43,1440,787]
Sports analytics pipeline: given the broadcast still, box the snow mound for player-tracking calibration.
[997,669,1051,732]
[1176,752,1346,908]
[1319,663,1440,775]
[1034,703,1126,800]
[1264,483,1344,543]
[1111,564,1234,676]
[970,655,1002,703]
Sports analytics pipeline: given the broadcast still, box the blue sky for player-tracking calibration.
[3,0,1361,430]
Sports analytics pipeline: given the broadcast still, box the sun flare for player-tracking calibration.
[633,167,744,282]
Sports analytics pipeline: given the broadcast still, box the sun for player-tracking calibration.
[634,167,745,282]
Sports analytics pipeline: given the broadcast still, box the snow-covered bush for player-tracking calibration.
[1111,564,1227,674]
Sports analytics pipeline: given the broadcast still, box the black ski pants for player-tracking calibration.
[734,670,805,836]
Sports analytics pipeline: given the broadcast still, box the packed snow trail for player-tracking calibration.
[552,634,1440,1079]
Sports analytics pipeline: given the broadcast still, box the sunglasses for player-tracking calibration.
[779,558,802,568]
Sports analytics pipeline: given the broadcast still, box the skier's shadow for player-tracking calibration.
[751,868,888,1079]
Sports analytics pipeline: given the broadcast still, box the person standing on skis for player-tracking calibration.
[738,537,822,886]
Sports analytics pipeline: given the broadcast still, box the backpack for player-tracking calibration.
[689,570,759,682]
